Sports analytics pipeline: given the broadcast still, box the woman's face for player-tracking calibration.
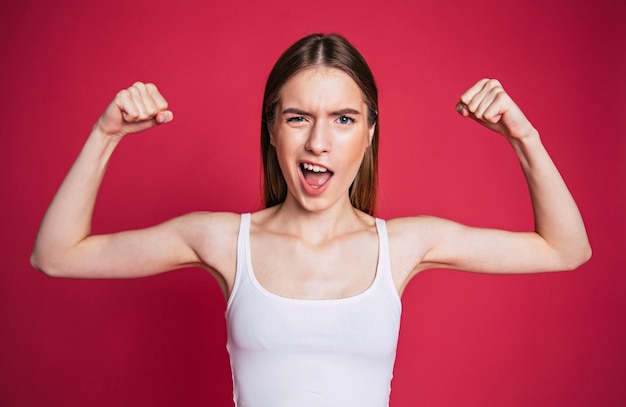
[269,67,375,213]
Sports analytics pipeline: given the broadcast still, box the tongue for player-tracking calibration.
[303,170,332,187]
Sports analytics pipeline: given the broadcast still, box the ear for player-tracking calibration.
[268,123,276,147]
[368,123,376,145]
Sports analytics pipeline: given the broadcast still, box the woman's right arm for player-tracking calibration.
[31,82,212,279]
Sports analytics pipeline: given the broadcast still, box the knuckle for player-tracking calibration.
[125,111,139,120]
[116,89,129,100]
[131,82,147,94]
[127,86,140,96]
[493,91,508,104]
[488,79,502,89]
[157,101,168,111]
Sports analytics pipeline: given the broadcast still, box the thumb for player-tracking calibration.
[455,102,469,117]
[155,110,174,125]
[118,110,174,136]
[122,109,173,130]
[122,110,173,125]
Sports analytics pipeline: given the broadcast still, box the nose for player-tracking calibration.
[305,121,331,155]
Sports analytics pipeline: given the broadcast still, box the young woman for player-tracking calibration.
[31,34,591,406]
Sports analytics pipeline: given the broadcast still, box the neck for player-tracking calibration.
[269,195,370,243]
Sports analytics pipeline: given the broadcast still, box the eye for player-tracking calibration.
[286,116,306,123]
[337,116,355,125]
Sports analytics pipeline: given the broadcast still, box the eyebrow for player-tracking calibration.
[281,107,362,116]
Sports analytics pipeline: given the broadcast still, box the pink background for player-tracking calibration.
[1,0,624,405]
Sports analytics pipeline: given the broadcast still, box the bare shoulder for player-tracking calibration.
[180,210,241,255]
[386,215,452,245]
[385,215,458,292]
[179,211,241,235]
[177,211,242,290]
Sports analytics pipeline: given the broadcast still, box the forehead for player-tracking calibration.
[279,67,365,109]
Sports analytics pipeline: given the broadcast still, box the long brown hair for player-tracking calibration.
[261,33,379,215]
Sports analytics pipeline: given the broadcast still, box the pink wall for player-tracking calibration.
[1,0,624,405]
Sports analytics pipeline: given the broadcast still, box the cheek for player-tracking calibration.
[337,135,370,171]
[272,134,298,173]
[350,131,372,155]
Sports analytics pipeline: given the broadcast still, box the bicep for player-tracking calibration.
[394,216,569,277]
[37,213,206,279]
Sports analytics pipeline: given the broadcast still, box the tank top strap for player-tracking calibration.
[227,213,251,310]
[228,214,399,309]
[375,218,401,307]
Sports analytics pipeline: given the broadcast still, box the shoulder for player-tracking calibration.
[175,211,242,280]
[384,215,461,290]
[386,214,469,256]
[385,215,450,241]
[384,216,436,264]
[175,211,241,242]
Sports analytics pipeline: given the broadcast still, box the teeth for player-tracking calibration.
[302,163,328,173]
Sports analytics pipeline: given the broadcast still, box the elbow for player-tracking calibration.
[582,243,592,263]
[577,243,593,268]
[560,243,592,271]
[30,249,44,272]
[574,240,593,269]
[30,249,65,278]
[30,250,51,276]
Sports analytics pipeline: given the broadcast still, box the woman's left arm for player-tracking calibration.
[393,79,591,279]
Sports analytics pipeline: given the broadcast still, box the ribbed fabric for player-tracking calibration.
[226,213,402,407]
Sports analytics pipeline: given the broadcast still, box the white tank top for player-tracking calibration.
[226,213,402,407]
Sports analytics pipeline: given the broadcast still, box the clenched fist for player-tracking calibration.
[95,82,173,140]
[456,79,536,141]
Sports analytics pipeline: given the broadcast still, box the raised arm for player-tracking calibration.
[390,79,591,286]
[31,83,225,280]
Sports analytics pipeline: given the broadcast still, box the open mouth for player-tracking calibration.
[300,163,333,189]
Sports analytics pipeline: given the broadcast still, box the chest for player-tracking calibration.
[249,231,379,300]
